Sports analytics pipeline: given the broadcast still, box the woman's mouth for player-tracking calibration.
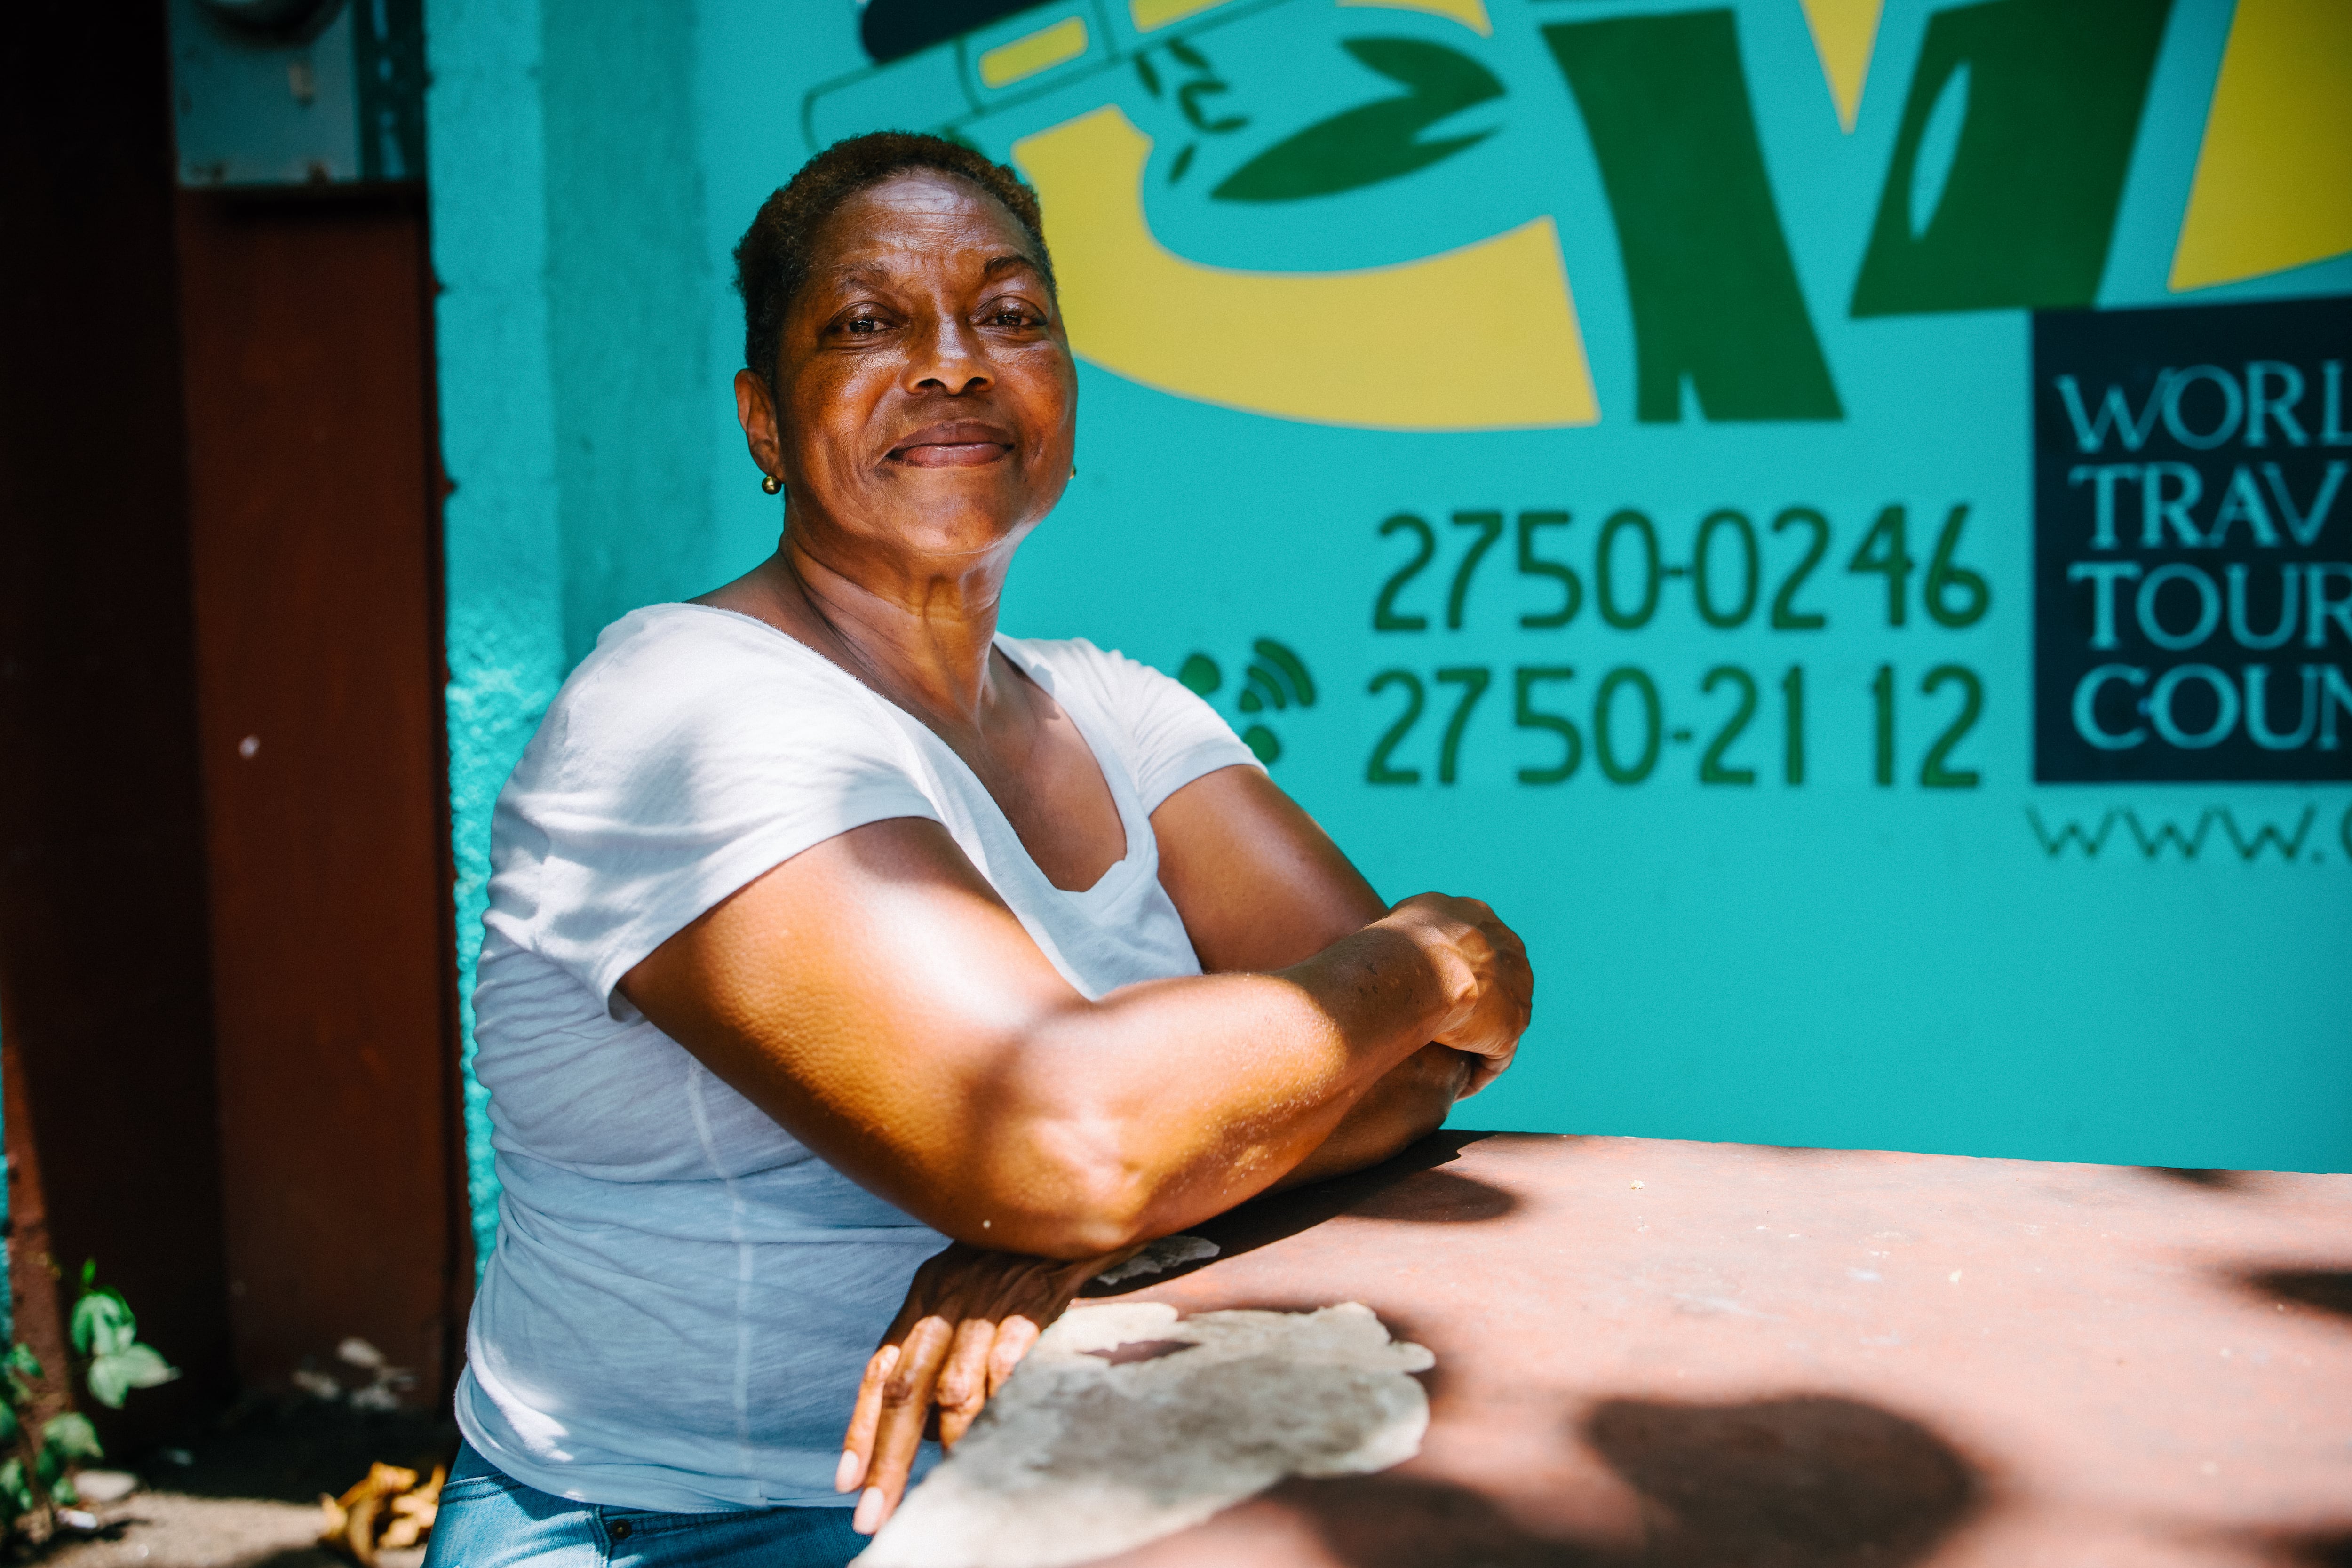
[888,421,1016,467]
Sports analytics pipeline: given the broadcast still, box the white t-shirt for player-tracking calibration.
[454,604,1261,1512]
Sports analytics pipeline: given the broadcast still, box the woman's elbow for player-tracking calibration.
[970,1117,1158,1258]
[1004,1212,1148,1261]
[950,1198,1147,1261]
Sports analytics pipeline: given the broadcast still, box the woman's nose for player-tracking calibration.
[904,312,990,396]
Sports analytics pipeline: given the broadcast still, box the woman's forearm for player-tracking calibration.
[970,918,1471,1255]
[622,820,1529,1265]
[1268,1044,1470,1193]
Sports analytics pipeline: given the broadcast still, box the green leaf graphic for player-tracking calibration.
[1213,38,1502,203]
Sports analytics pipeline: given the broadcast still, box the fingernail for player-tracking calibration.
[853,1486,886,1535]
[835,1449,860,1492]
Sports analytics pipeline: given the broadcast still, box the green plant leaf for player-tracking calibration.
[39,1414,106,1504]
[1213,37,1503,203]
[0,1399,18,1446]
[70,1287,136,1359]
[0,1457,33,1517]
[87,1345,178,1409]
[41,1413,103,1463]
[86,1359,127,1409]
[122,1345,181,1390]
[7,1344,43,1382]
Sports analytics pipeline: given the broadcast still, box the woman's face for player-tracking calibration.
[745,170,1078,575]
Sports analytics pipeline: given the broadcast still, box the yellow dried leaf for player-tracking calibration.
[333,1462,417,1513]
[367,1463,419,1496]
[342,1490,384,1568]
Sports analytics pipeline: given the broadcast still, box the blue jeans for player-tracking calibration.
[421,1443,867,1568]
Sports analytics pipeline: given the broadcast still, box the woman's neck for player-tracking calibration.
[764,531,1009,728]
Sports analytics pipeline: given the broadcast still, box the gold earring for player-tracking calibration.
[761,474,781,494]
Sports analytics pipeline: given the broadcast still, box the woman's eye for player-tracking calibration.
[844,316,885,335]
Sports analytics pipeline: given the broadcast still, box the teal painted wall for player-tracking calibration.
[427,0,2352,1243]
[430,0,553,1265]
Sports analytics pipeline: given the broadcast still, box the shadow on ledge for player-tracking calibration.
[2200,1517,2352,1568]
[2244,1523,2352,1568]
[2240,1267,2352,1325]
[1586,1395,1980,1565]
[1263,1393,1981,1568]
[1081,1131,1516,1298]
[2143,1166,2255,1192]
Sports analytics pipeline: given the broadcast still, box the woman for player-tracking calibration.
[423,132,1533,1568]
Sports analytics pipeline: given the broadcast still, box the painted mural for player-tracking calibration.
[427,0,2352,1226]
[794,0,2352,780]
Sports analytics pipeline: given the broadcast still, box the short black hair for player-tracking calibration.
[732,131,1056,391]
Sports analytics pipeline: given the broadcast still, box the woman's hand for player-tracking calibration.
[1377,893,1533,1096]
[838,1241,1137,1534]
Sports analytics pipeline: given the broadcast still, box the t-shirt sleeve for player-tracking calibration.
[1049,639,1265,812]
[485,619,941,1015]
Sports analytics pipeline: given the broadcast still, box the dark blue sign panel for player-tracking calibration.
[2035,296,2352,781]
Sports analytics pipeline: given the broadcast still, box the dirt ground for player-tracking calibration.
[44,1406,459,1568]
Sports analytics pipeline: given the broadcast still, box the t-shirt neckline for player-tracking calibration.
[637,603,1150,906]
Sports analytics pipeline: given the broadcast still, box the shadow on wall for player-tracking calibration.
[1262,1394,1981,1568]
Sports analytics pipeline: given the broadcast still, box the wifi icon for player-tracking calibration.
[1175,638,1317,764]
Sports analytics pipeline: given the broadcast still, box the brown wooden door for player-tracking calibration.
[0,0,468,1444]
[176,186,470,1405]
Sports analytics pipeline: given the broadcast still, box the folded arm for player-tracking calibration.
[617,762,1528,1530]
[619,769,1519,1258]
[1150,764,1482,1188]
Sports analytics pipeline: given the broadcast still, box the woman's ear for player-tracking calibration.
[735,367,784,486]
